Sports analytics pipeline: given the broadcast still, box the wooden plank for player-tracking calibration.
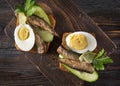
[0,0,52,84]
[0,49,52,86]
[88,9,120,26]
[4,0,118,86]
[2,0,120,85]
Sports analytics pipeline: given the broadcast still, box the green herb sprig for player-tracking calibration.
[15,0,36,16]
[93,49,113,70]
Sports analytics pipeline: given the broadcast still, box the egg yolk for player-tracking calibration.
[18,27,29,40]
[69,34,88,50]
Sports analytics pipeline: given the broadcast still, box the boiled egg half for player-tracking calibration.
[66,31,97,54]
[14,24,35,51]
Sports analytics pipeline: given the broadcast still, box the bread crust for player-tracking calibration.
[61,32,71,50]
[59,32,71,72]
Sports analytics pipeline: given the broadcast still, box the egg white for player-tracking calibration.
[14,24,35,51]
[66,31,97,54]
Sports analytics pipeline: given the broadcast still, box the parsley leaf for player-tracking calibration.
[25,0,36,16]
[15,0,36,16]
[15,5,25,14]
[26,6,36,16]
[96,49,105,59]
[93,49,113,71]
[93,60,104,70]
[25,0,32,11]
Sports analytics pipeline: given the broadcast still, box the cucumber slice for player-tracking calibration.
[30,5,54,42]
[33,6,51,25]
[62,64,98,82]
[34,28,54,42]
[79,52,96,63]
[59,54,98,82]
[35,29,53,42]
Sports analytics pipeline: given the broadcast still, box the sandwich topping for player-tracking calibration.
[14,0,114,83]
[18,26,29,40]
[57,31,113,82]
[14,24,35,51]
[14,0,58,53]
[68,34,88,50]
[66,31,97,54]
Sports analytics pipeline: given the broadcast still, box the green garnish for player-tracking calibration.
[79,49,113,71]
[59,49,113,82]
[93,49,113,70]
[62,64,98,82]
[15,0,51,25]
[96,49,105,59]
[15,0,36,16]
[25,0,35,12]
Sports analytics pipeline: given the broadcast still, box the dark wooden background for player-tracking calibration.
[0,0,120,86]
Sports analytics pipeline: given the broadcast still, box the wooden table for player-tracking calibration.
[0,0,120,85]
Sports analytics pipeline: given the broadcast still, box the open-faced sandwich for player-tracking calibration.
[57,31,113,82]
[14,0,58,54]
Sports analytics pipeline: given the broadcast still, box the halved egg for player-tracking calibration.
[66,31,97,54]
[14,24,35,51]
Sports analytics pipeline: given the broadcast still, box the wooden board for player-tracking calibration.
[4,0,119,86]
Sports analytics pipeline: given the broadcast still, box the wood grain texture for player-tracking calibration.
[0,0,52,86]
[0,0,120,86]
[0,31,52,85]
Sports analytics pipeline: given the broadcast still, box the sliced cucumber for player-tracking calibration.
[79,52,96,63]
[62,64,98,82]
[59,55,98,82]
[34,28,54,42]
[33,6,51,25]
[39,30,54,42]
[32,6,54,42]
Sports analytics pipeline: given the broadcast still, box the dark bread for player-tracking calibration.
[61,32,71,50]
[59,32,72,72]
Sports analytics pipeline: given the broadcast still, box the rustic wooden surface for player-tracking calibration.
[0,0,120,86]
